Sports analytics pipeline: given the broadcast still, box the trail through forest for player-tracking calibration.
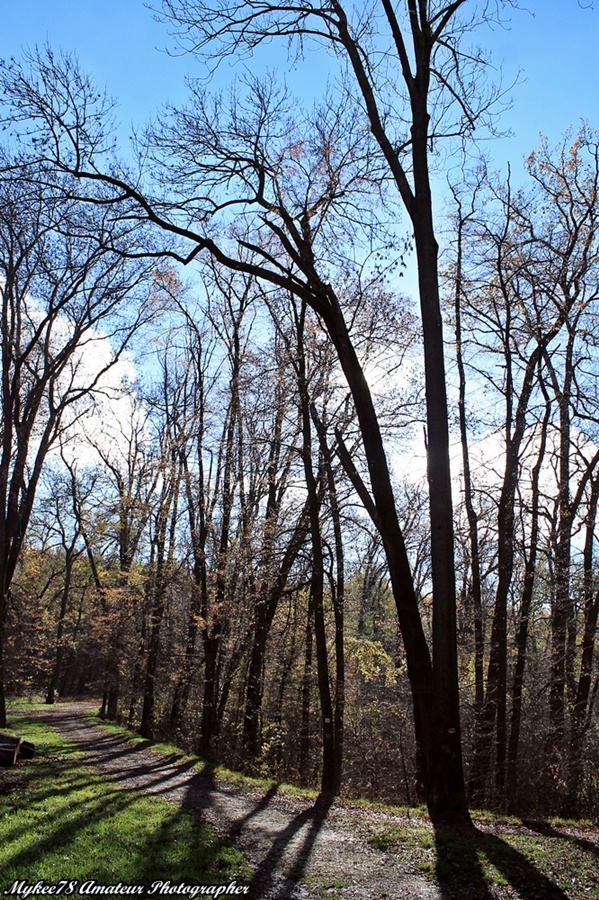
[28,703,440,900]
[21,703,597,900]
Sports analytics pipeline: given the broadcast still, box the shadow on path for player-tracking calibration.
[183,769,333,898]
[35,708,211,798]
[225,783,281,840]
[247,794,333,899]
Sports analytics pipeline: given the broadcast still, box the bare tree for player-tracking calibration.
[450,128,599,810]
[152,0,515,823]
[41,455,91,705]
[138,359,184,739]
[0,152,151,725]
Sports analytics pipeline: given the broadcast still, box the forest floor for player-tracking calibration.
[5,702,599,900]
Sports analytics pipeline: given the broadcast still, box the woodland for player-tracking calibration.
[0,0,598,830]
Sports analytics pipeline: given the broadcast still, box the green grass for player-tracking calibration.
[0,715,251,891]
[368,819,599,899]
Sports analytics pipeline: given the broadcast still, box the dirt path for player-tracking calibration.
[26,703,440,900]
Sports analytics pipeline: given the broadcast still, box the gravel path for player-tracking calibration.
[27,703,441,900]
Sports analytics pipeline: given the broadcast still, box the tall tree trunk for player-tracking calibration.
[328,6,470,818]
[545,335,575,786]
[241,391,286,757]
[0,604,7,728]
[46,546,77,705]
[198,325,240,756]
[566,472,599,812]
[412,163,465,827]
[540,331,599,801]
[507,392,550,810]
[128,624,147,727]
[323,291,466,822]
[453,197,484,711]
[299,601,314,786]
[469,338,544,805]
[169,584,200,733]
[297,303,336,795]
[199,635,222,758]
[170,454,207,734]
[140,456,180,739]
[312,402,345,792]
[243,502,310,757]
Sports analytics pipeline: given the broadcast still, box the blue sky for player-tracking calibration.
[1,1,598,175]
[2,0,596,322]
[2,2,597,442]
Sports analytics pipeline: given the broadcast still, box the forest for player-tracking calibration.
[0,0,598,830]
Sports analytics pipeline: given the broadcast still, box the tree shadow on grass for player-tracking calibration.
[521,819,599,859]
[2,775,143,872]
[36,708,214,799]
[35,706,329,897]
[38,709,177,765]
[434,824,570,899]
[1,759,246,888]
[13,710,335,896]
[3,713,249,889]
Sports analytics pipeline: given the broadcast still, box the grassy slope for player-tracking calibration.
[0,714,251,889]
